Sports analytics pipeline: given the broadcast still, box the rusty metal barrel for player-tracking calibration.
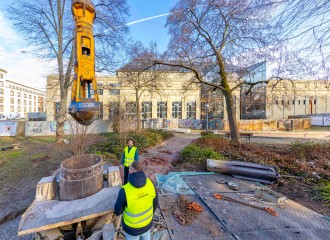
[60,154,103,201]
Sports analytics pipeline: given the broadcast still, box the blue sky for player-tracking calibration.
[0,0,178,89]
[127,0,177,51]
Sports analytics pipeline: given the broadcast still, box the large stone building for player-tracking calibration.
[0,68,46,119]
[46,62,330,123]
[46,70,201,121]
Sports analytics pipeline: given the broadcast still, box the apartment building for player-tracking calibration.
[0,68,46,119]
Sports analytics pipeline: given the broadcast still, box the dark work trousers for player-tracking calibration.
[123,166,129,185]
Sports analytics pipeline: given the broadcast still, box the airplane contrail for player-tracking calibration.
[127,13,169,26]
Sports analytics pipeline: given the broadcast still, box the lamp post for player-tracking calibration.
[205,103,209,131]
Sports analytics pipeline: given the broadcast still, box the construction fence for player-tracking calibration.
[0,118,312,137]
[222,118,311,131]
[0,120,113,137]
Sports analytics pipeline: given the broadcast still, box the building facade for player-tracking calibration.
[46,63,330,123]
[0,68,46,119]
[46,71,201,121]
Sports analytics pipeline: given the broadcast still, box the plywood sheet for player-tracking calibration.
[183,174,330,240]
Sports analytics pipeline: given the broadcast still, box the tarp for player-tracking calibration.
[155,172,214,195]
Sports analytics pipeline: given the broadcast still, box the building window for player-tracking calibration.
[97,103,103,119]
[17,92,21,97]
[29,101,32,105]
[24,107,27,113]
[18,106,21,112]
[24,100,26,105]
[275,100,278,105]
[0,81,3,86]
[126,102,137,119]
[29,95,32,99]
[109,89,120,95]
[0,105,3,111]
[142,102,152,119]
[172,101,182,119]
[298,100,300,105]
[34,102,36,106]
[314,99,317,104]
[157,102,167,118]
[287,100,290,105]
[11,106,14,112]
[187,102,196,119]
[0,73,3,79]
[10,90,14,96]
[109,102,119,119]
[98,89,103,95]
[281,100,284,105]
[292,100,295,105]
[34,96,36,100]
[10,98,14,104]
[18,99,21,104]
[24,93,27,98]
[54,102,60,117]
[303,100,306,105]
[0,97,3,103]
[29,107,32,112]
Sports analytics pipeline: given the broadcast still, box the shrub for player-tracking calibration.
[146,129,174,140]
[180,144,225,165]
[315,181,330,205]
[201,130,215,137]
[201,133,223,140]
[88,129,173,161]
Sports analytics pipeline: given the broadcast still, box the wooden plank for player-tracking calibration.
[18,186,121,236]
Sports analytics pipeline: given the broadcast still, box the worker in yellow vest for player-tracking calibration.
[121,138,139,184]
[115,161,159,240]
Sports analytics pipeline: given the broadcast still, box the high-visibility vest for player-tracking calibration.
[124,146,137,167]
[122,178,156,228]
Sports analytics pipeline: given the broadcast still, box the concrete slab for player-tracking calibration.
[183,174,330,240]
[18,186,121,236]
[158,194,234,240]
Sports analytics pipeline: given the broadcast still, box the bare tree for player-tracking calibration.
[6,0,128,143]
[273,0,330,79]
[154,0,282,142]
[119,41,165,130]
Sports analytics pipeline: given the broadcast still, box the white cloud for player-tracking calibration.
[127,13,169,26]
[0,10,54,90]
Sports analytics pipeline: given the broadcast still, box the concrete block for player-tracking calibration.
[35,176,56,201]
[107,167,122,187]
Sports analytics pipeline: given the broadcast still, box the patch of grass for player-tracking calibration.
[201,133,223,140]
[180,144,225,165]
[315,181,330,205]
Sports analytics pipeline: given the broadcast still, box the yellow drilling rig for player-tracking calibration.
[68,0,100,126]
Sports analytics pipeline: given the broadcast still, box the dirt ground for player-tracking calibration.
[0,133,329,239]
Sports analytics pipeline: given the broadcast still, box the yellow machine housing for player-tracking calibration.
[68,0,99,126]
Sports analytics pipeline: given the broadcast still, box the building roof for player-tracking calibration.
[6,80,46,93]
[0,68,8,74]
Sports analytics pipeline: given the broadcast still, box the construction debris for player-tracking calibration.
[172,195,203,225]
